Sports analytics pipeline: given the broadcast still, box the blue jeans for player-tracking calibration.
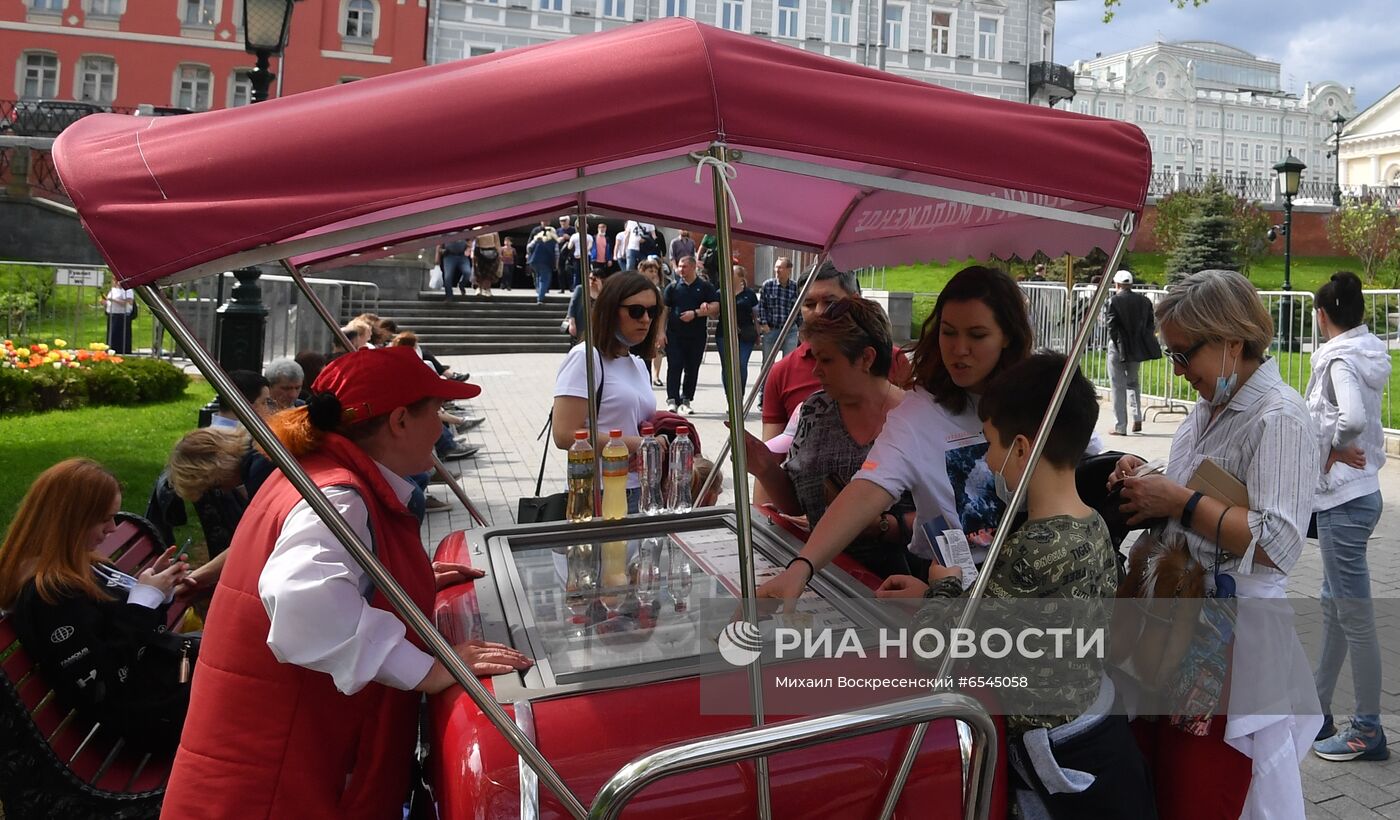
[533,262,553,301]
[1314,490,1383,731]
[433,424,455,457]
[718,337,755,403]
[442,255,470,297]
[760,323,799,363]
[626,249,642,271]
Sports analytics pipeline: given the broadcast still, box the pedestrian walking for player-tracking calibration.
[1105,270,1159,435]
[660,255,718,415]
[758,256,801,372]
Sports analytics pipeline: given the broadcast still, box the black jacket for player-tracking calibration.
[10,570,194,752]
[1106,289,1160,364]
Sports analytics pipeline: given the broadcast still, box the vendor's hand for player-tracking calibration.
[1118,474,1191,527]
[1106,454,1147,491]
[756,564,810,613]
[433,560,486,590]
[875,574,929,598]
[1326,446,1366,473]
[138,546,190,596]
[417,640,534,692]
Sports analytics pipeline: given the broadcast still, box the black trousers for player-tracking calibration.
[106,312,132,354]
[666,335,706,404]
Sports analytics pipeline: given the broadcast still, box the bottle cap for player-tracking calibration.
[610,428,622,437]
[677,425,689,435]
[574,430,589,440]
[640,423,655,435]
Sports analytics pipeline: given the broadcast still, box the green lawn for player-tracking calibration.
[0,380,215,538]
[0,263,160,348]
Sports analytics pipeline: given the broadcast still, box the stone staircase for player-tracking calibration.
[368,292,573,355]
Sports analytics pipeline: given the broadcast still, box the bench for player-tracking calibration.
[0,512,183,819]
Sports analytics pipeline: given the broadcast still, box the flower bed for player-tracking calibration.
[0,339,189,413]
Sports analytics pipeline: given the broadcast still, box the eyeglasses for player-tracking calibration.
[1162,339,1207,368]
[623,304,660,320]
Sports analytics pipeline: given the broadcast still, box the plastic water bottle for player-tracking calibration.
[665,425,695,513]
[637,423,665,516]
[566,430,595,523]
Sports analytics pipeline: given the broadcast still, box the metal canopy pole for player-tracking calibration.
[876,215,1136,820]
[576,194,601,490]
[693,250,826,506]
[707,144,772,820]
[134,284,587,820]
[280,260,489,527]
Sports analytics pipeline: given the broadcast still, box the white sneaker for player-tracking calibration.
[667,400,678,413]
[678,402,693,415]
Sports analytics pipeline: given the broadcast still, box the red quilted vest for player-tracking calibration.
[161,435,435,819]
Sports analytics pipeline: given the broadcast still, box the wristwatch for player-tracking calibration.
[1181,491,1205,529]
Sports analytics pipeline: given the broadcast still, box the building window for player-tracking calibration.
[662,0,689,16]
[21,52,59,98]
[1269,144,1278,161]
[1095,101,1105,116]
[1210,111,1219,128]
[88,0,125,16]
[1155,71,1166,89]
[1079,101,1089,115]
[884,3,906,50]
[1210,140,1218,157]
[346,0,375,38]
[1134,104,1143,120]
[183,0,216,26]
[1114,103,1123,118]
[1225,142,1234,160]
[1255,115,1263,132]
[30,0,63,10]
[1254,144,1263,162]
[1146,105,1156,123]
[929,10,951,56]
[1225,112,1234,130]
[601,0,628,19]
[828,0,852,44]
[174,64,212,111]
[1041,28,1051,62]
[774,0,801,37]
[230,69,252,107]
[975,15,1000,61]
[718,0,744,31]
[77,55,115,104]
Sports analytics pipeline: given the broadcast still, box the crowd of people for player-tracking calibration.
[1,251,1390,818]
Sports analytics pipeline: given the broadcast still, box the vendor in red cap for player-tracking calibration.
[162,345,531,819]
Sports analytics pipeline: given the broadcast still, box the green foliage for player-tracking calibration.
[0,357,188,413]
[1155,177,1269,279]
[1102,0,1209,23]
[1232,199,1272,277]
[1328,198,1400,285]
[1166,177,1239,285]
[1152,189,1201,255]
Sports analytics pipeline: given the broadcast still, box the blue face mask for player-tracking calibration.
[992,442,1028,514]
[1211,347,1238,408]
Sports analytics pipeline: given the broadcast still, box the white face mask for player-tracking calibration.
[1211,346,1238,408]
[992,441,1028,514]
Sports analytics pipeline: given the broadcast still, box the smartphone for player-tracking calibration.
[178,536,193,563]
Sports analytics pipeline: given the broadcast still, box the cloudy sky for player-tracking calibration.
[1054,0,1400,112]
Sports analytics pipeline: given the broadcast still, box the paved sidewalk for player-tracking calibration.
[425,351,1400,816]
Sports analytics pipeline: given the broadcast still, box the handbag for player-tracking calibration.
[517,357,605,523]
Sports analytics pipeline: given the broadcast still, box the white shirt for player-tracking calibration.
[258,461,434,696]
[855,387,998,561]
[209,414,242,430]
[105,286,134,316]
[553,345,656,489]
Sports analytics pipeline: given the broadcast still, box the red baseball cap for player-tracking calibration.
[311,346,479,422]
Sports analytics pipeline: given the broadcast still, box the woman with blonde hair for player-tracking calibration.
[0,458,193,751]
[1112,269,1321,818]
[167,426,273,561]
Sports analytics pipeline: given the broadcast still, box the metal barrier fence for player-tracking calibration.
[171,271,379,363]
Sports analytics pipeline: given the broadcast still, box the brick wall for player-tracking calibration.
[1132,202,1339,256]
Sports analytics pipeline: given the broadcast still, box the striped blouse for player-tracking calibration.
[1161,357,1317,578]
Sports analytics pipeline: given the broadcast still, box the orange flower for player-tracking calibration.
[110,356,124,364]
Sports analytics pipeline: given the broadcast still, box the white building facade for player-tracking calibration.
[1062,41,1353,191]
[428,0,1073,104]
[1338,82,1400,194]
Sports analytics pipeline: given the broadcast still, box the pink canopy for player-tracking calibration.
[53,19,1150,287]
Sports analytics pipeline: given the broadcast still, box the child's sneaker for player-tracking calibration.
[1313,723,1389,762]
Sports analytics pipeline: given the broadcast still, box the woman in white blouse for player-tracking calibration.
[1112,269,1321,819]
[103,278,135,354]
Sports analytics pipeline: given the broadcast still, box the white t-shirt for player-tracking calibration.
[554,345,656,489]
[105,286,134,316]
[854,386,1003,563]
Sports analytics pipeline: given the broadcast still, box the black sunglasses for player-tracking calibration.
[623,304,661,320]
[1163,339,1207,368]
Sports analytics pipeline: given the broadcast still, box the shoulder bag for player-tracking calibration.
[517,356,604,523]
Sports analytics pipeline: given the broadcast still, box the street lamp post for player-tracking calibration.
[1327,113,1347,207]
[1273,152,1306,352]
[243,0,297,102]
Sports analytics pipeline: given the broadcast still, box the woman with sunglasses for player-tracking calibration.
[552,272,662,512]
[758,265,1033,606]
[1109,269,1320,819]
[743,297,915,578]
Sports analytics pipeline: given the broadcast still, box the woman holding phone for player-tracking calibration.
[742,297,914,577]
